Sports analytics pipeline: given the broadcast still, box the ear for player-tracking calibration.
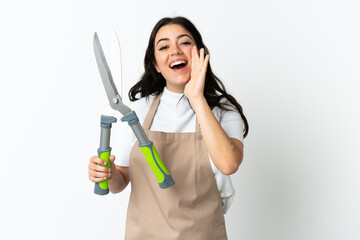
[153,61,161,73]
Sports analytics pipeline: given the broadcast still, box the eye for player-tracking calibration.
[159,45,168,51]
[181,41,191,46]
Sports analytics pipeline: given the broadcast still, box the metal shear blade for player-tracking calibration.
[93,32,132,115]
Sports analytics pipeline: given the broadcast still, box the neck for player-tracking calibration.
[165,84,185,94]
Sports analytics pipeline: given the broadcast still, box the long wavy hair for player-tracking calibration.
[129,17,249,138]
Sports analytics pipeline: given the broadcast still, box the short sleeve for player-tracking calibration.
[212,100,244,143]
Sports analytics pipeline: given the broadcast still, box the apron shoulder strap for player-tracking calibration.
[143,92,162,130]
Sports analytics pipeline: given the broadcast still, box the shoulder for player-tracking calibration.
[212,97,244,143]
[212,97,241,122]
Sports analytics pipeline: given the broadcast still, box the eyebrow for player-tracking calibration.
[156,34,193,46]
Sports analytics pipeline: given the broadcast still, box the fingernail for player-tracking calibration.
[108,169,111,173]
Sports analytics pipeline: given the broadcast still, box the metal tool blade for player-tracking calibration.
[93,32,132,115]
[110,31,123,98]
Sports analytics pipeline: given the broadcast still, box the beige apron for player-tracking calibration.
[125,93,227,240]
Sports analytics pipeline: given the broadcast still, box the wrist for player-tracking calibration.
[189,95,207,113]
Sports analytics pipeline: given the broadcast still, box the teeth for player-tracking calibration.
[170,60,187,68]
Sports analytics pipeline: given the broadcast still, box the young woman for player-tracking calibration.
[88,16,249,239]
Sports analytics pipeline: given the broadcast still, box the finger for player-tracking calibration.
[89,175,108,183]
[202,54,210,73]
[109,158,117,175]
[199,48,205,67]
[109,155,115,161]
[89,161,110,176]
[192,45,198,57]
[90,156,107,165]
[192,46,199,67]
[89,168,111,178]
[90,162,111,173]
[191,46,196,75]
[90,156,108,166]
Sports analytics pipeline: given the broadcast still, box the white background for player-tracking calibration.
[1,0,359,239]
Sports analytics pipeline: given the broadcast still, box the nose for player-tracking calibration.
[170,45,182,56]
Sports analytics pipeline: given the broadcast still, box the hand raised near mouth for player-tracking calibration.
[184,46,210,109]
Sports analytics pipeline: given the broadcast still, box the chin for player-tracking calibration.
[174,80,190,87]
[166,76,186,84]
[176,75,191,84]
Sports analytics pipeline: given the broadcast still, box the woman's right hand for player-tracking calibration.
[88,155,116,183]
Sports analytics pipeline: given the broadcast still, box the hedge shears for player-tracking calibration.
[93,32,175,195]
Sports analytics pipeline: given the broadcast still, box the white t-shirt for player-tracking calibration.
[106,87,244,213]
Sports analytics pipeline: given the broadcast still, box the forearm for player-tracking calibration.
[191,96,243,175]
[109,166,129,194]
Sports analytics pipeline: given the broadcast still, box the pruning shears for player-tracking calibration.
[93,32,175,195]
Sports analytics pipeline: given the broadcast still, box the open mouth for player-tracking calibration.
[169,60,187,70]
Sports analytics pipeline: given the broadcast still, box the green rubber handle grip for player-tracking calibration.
[94,148,111,195]
[139,142,174,189]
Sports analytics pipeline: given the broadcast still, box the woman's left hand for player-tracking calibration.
[184,46,210,103]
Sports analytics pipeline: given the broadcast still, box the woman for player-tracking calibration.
[89,16,249,239]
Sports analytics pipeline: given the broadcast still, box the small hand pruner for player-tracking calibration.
[93,32,174,195]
